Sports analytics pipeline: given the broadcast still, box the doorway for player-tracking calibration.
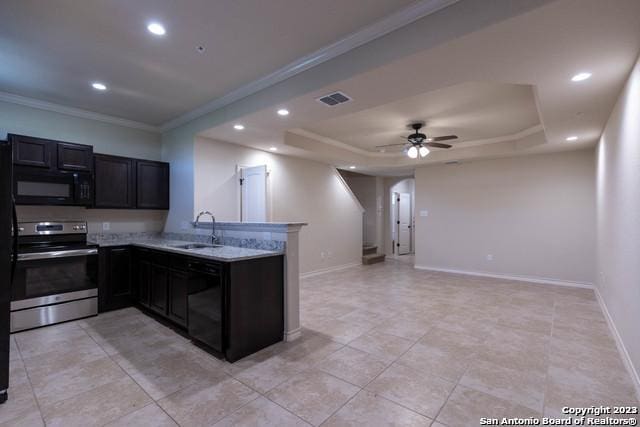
[395,192,412,255]
[388,177,415,256]
[239,165,268,222]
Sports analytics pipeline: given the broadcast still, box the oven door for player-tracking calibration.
[13,168,92,206]
[11,248,98,303]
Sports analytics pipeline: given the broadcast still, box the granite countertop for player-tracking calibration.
[89,237,283,262]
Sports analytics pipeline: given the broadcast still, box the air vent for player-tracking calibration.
[444,160,460,165]
[317,91,352,106]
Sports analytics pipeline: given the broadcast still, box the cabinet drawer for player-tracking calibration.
[170,255,190,271]
[151,251,169,266]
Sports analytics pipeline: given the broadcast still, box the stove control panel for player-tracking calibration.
[18,221,88,236]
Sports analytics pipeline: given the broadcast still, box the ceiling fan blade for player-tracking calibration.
[425,142,452,149]
[430,135,458,142]
[375,142,409,148]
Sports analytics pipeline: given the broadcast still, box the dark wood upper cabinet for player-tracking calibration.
[57,142,93,172]
[10,134,53,169]
[136,160,169,210]
[94,154,135,209]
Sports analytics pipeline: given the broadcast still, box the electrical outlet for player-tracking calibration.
[180,221,189,230]
[486,254,493,261]
[102,222,110,231]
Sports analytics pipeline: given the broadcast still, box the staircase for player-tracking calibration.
[362,245,385,265]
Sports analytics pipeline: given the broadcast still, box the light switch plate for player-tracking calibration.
[419,210,429,217]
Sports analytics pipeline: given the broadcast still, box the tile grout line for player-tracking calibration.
[541,298,558,418]
[77,319,183,427]
[428,319,493,425]
[316,323,442,425]
[12,335,47,427]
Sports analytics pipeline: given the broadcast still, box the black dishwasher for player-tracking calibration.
[187,261,224,353]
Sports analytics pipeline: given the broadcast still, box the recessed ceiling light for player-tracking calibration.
[571,72,591,82]
[277,109,289,116]
[269,147,278,151]
[233,124,244,130]
[147,22,166,36]
[349,166,356,169]
[566,136,578,141]
[91,82,107,91]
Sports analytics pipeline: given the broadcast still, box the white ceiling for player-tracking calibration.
[303,82,540,152]
[0,0,415,125]
[199,0,640,175]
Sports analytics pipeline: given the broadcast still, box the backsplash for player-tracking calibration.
[16,206,167,233]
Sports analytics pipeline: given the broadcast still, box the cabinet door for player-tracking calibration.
[94,154,135,208]
[9,134,52,169]
[149,264,168,315]
[136,255,151,308]
[168,269,189,327]
[136,160,169,209]
[57,142,93,172]
[103,247,133,311]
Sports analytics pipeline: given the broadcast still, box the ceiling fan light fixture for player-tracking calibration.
[407,146,418,159]
[419,146,430,157]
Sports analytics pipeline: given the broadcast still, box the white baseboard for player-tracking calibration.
[594,287,640,400]
[284,327,302,342]
[413,265,593,289]
[300,262,361,279]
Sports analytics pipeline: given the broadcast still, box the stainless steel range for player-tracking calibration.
[10,221,98,332]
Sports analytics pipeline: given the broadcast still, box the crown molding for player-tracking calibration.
[0,91,160,133]
[160,0,460,132]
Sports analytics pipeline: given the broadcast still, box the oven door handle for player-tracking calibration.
[17,248,98,261]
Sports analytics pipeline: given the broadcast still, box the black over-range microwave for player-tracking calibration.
[13,167,92,206]
[10,134,94,206]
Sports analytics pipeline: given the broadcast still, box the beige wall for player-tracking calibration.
[414,150,595,284]
[342,173,383,248]
[596,55,640,383]
[16,206,166,234]
[0,101,161,160]
[195,137,363,274]
[1,100,167,232]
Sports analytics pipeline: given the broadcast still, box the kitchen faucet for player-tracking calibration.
[194,211,218,244]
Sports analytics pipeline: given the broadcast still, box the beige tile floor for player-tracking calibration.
[1,258,638,426]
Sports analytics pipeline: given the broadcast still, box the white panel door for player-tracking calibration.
[397,192,412,255]
[241,165,267,222]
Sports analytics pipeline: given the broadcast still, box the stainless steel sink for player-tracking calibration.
[171,243,223,250]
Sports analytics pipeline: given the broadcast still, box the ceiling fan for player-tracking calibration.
[377,122,458,158]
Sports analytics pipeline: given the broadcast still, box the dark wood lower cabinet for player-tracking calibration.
[98,246,134,312]
[149,264,169,316]
[168,268,189,327]
[102,245,284,362]
[136,253,151,308]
